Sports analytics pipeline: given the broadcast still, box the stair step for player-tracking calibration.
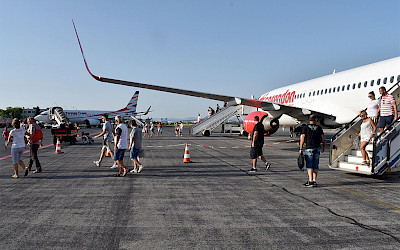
[345,155,365,164]
[351,150,372,158]
[337,161,372,175]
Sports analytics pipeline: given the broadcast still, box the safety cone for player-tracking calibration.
[55,138,63,154]
[106,149,111,157]
[183,143,191,163]
[248,133,252,140]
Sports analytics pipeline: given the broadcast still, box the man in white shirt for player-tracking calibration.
[113,115,128,176]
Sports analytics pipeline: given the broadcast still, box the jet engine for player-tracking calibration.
[243,111,280,136]
[84,119,101,128]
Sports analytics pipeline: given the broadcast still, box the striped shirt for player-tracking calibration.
[380,93,396,116]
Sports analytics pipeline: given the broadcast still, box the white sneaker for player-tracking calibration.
[130,169,137,174]
[265,162,271,170]
[94,161,100,167]
[138,165,143,173]
[111,163,119,169]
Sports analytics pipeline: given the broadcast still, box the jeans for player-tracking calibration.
[29,144,41,170]
[304,147,320,170]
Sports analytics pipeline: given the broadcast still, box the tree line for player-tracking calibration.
[0,107,41,119]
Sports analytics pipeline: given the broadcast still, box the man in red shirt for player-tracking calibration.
[375,87,398,136]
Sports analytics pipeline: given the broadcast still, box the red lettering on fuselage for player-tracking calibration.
[259,89,296,104]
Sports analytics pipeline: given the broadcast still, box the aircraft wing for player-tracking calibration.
[73,20,336,123]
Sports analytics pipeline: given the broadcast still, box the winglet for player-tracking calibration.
[144,106,151,115]
[72,19,103,81]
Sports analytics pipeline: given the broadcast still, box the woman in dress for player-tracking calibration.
[359,110,376,165]
[5,118,29,178]
[366,91,379,124]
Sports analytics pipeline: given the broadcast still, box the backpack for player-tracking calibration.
[31,124,43,142]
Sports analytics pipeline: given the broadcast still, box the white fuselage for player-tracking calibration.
[259,57,400,125]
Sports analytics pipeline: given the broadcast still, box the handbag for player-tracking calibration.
[297,152,305,170]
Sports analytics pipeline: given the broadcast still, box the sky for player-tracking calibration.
[1,0,399,119]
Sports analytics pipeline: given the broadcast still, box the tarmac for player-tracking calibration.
[0,126,399,249]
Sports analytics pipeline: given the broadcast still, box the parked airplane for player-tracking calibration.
[73,21,400,135]
[35,91,151,127]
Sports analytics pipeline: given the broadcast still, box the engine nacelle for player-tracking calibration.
[243,111,280,136]
[84,119,101,128]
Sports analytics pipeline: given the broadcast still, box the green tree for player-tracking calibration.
[34,106,40,116]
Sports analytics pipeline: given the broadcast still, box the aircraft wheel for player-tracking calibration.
[203,130,210,137]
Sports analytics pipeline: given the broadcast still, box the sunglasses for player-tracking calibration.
[368,95,373,98]
[360,114,366,117]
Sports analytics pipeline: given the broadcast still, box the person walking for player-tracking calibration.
[249,116,271,172]
[299,115,326,187]
[157,122,162,136]
[27,117,43,173]
[93,114,115,168]
[375,86,398,136]
[174,122,179,136]
[179,122,184,137]
[113,115,129,177]
[5,118,29,178]
[129,120,144,174]
[358,110,376,165]
[3,126,10,148]
[366,91,379,124]
[197,114,201,124]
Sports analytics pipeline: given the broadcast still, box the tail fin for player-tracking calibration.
[126,91,139,112]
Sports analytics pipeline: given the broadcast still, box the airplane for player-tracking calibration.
[72,21,400,135]
[35,91,151,127]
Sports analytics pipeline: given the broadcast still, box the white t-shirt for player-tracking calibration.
[115,123,128,149]
[366,99,379,117]
[10,127,26,148]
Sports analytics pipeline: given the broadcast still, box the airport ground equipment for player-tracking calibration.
[191,105,244,136]
[329,81,400,175]
[47,107,78,145]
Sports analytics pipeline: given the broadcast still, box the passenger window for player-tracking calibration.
[364,81,367,87]
[332,88,335,93]
[377,79,381,85]
[313,91,315,96]
[329,88,331,93]
[317,90,319,95]
[390,76,394,83]
[371,80,374,86]
[325,89,327,94]
[303,93,305,98]
[383,77,387,84]
[352,83,356,89]
[309,92,311,97]
[347,84,350,90]
[337,86,340,92]
[342,85,345,91]
[358,82,361,88]
[397,75,400,82]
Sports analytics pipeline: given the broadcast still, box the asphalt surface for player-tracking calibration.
[0,126,399,249]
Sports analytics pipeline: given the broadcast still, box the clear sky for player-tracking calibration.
[1,0,399,119]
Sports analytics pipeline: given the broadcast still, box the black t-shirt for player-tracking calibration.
[301,124,324,149]
[252,122,265,147]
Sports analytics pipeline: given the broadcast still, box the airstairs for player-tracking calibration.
[329,82,400,175]
[49,107,69,126]
[191,105,244,136]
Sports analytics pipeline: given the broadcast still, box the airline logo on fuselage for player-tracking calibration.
[260,89,296,104]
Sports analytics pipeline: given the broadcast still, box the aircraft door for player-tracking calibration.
[301,90,307,104]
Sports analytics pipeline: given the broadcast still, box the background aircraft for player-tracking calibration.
[35,91,150,127]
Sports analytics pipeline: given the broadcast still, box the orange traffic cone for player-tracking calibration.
[248,133,252,140]
[106,149,111,157]
[183,143,191,163]
[55,138,63,154]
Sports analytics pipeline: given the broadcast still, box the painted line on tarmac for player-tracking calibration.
[324,180,400,212]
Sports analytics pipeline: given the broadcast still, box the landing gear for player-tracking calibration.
[290,127,294,138]
[203,130,210,137]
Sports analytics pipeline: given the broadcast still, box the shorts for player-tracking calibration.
[378,115,394,129]
[158,128,162,132]
[102,138,112,152]
[250,146,263,159]
[304,147,320,170]
[113,149,126,161]
[12,147,24,164]
[130,148,140,160]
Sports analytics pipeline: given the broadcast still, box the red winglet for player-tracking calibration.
[72,19,103,81]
